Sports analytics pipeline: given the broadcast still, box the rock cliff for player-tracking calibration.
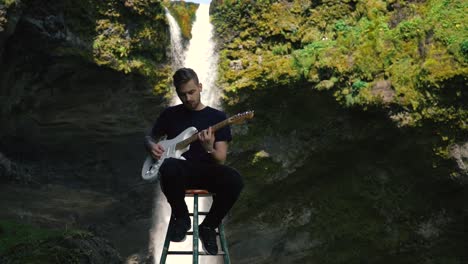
[0,0,171,261]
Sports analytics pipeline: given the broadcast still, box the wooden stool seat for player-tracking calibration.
[185,189,210,195]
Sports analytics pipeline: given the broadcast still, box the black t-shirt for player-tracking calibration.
[150,104,232,163]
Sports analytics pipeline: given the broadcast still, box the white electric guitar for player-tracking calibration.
[141,110,254,181]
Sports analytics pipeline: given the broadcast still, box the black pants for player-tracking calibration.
[159,158,244,228]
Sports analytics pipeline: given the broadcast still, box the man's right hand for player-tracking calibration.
[149,142,165,160]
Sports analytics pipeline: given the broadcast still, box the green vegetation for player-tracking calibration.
[0,220,108,263]
[224,85,468,263]
[212,0,467,153]
[212,1,468,263]
[0,0,18,33]
[13,0,173,95]
[0,220,93,256]
[85,0,172,94]
[0,0,18,7]
[0,220,62,255]
[165,1,198,41]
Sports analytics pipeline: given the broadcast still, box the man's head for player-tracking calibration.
[173,68,199,89]
[173,68,204,111]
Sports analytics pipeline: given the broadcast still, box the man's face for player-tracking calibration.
[176,79,203,110]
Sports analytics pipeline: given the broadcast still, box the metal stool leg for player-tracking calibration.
[160,215,172,264]
[193,193,199,264]
[159,190,232,263]
[219,223,231,264]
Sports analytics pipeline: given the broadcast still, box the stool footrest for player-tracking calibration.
[160,192,231,264]
[189,212,208,216]
[187,231,220,235]
[167,251,226,255]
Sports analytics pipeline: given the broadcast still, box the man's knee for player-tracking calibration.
[223,167,244,193]
[159,158,181,180]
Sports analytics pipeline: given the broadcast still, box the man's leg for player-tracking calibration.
[159,158,191,242]
[199,164,244,228]
[187,162,243,254]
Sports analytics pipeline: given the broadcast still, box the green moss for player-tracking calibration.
[461,40,468,58]
[0,220,61,255]
[166,1,198,41]
[210,2,468,263]
[222,72,468,261]
[212,0,467,156]
[0,0,18,7]
[16,0,172,95]
[397,18,424,40]
[292,41,331,80]
[0,220,93,256]
[87,0,170,80]
[0,220,101,263]
[0,0,20,32]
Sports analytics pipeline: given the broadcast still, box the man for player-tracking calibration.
[145,68,244,255]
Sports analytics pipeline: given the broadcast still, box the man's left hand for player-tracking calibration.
[198,127,215,153]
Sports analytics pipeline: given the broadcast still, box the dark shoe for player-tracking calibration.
[199,225,218,255]
[169,215,191,242]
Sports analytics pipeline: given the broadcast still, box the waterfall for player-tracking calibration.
[165,8,185,70]
[181,4,220,108]
[171,4,220,108]
[150,3,222,264]
[147,9,182,264]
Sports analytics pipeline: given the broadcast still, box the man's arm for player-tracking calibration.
[144,135,155,152]
[145,108,170,160]
[210,141,228,164]
[145,135,166,160]
[198,126,228,164]
[145,130,168,160]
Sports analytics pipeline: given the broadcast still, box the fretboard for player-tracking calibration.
[175,118,231,150]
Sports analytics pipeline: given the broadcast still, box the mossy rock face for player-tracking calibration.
[211,0,468,161]
[210,1,468,263]
[0,231,122,264]
[0,0,171,157]
[0,0,173,95]
[222,83,468,264]
[166,1,198,43]
[0,4,167,260]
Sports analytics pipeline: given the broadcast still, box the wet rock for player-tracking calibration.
[449,141,468,180]
[230,59,243,71]
[371,80,395,104]
[0,152,33,184]
[0,152,12,181]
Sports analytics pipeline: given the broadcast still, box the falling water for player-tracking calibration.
[165,8,185,70]
[171,4,220,108]
[150,3,222,264]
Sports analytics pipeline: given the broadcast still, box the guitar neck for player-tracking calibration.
[176,119,230,150]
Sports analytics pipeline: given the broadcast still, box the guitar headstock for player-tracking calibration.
[228,110,254,125]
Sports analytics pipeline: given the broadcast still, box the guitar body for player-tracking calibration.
[141,126,198,181]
